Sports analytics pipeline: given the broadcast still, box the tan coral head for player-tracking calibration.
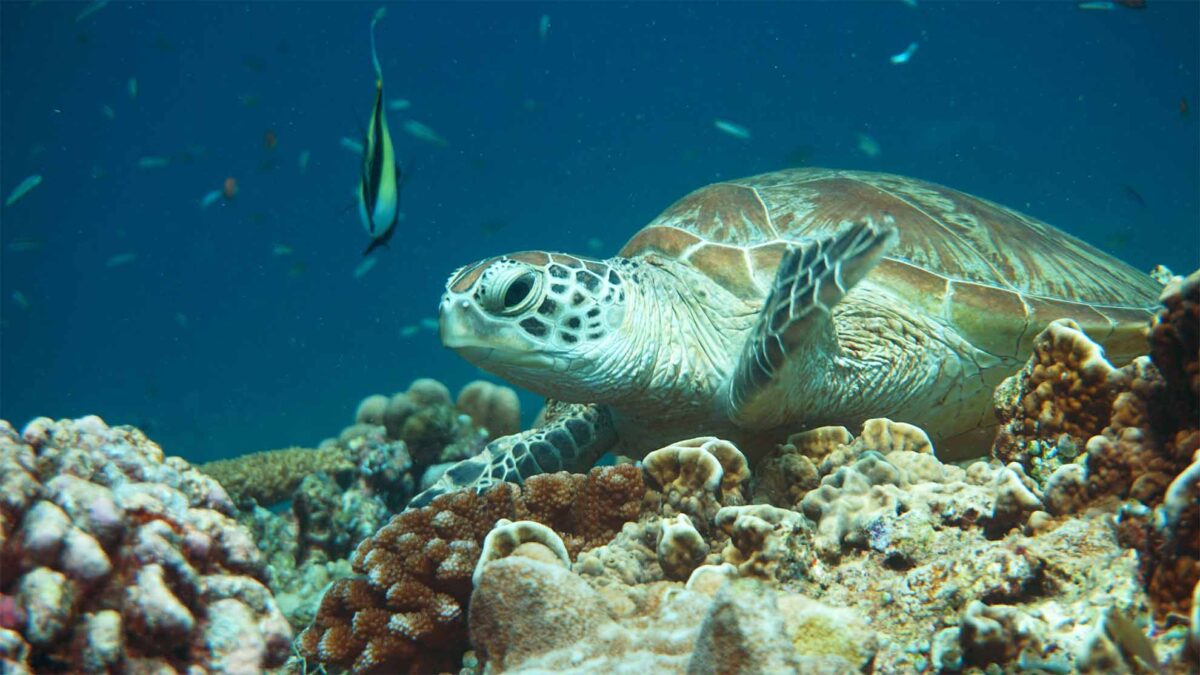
[439,251,628,399]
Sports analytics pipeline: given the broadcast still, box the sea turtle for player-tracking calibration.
[412,168,1161,507]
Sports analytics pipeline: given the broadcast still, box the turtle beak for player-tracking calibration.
[439,293,485,351]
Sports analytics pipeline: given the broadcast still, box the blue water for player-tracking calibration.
[2,1,1197,463]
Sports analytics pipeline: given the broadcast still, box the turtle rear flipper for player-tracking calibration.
[408,402,615,508]
[726,220,897,429]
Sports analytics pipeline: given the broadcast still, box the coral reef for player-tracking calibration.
[295,465,645,673]
[198,445,354,506]
[455,380,521,441]
[351,377,516,472]
[0,416,291,673]
[992,275,1199,631]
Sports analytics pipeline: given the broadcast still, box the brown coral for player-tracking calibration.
[456,380,521,440]
[993,319,1122,465]
[198,445,352,505]
[296,465,646,673]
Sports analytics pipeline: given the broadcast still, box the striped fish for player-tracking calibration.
[359,8,403,257]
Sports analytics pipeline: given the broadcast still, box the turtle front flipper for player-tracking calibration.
[725,219,897,428]
[407,401,615,508]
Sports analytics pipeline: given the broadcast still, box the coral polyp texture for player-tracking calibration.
[295,464,645,673]
[0,416,291,673]
[198,445,354,506]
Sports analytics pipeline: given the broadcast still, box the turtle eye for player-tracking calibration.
[484,269,542,316]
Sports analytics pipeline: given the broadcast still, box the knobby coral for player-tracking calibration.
[0,416,291,673]
[295,465,645,673]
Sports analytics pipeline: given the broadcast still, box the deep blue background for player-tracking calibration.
[3,1,1197,463]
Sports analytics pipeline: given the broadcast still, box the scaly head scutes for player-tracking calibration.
[439,251,630,399]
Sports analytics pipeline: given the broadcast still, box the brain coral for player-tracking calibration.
[296,464,645,673]
[0,416,292,673]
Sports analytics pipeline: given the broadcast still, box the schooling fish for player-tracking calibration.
[4,175,43,207]
[713,119,751,140]
[359,7,404,257]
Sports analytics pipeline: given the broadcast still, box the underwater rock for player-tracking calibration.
[0,416,291,672]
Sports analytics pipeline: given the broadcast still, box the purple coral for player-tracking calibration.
[0,416,291,672]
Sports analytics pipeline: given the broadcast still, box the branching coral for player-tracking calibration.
[0,416,291,673]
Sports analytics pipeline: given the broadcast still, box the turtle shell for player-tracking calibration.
[619,168,1161,361]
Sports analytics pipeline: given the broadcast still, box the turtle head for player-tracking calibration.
[439,251,630,400]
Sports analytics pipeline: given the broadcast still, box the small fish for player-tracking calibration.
[137,156,169,169]
[200,189,222,209]
[100,104,115,120]
[402,119,448,147]
[359,8,406,257]
[1180,98,1189,118]
[6,238,41,253]
[1102,608,1163,673]
[889,42,919,64]
[340,137,364,155]
[420,317,438,331]
[713,119,751,140]
[1122,184,1146,206]
[1077,1,1115,9]
[264,130,278,150]
[272,243,294,256]
[539,14,551,42]
[400,325,420,338]
[11,291,29,310]
[223,177,238,200]
[5,175,43,207]
[857,133,881,158]
[128,77,138,100]
[105,252,137,268]
[388,98,411,111]
[298,150,311,171]
[242,55,267,72]
[75,0,109,22]
[1116,0,1146,8]
[353,256,378,279]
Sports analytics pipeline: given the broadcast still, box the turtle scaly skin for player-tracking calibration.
[414,168,1161,508]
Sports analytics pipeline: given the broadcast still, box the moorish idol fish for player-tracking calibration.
[360,8,403,257]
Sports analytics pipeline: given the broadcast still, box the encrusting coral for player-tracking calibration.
[0,416,291,673]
